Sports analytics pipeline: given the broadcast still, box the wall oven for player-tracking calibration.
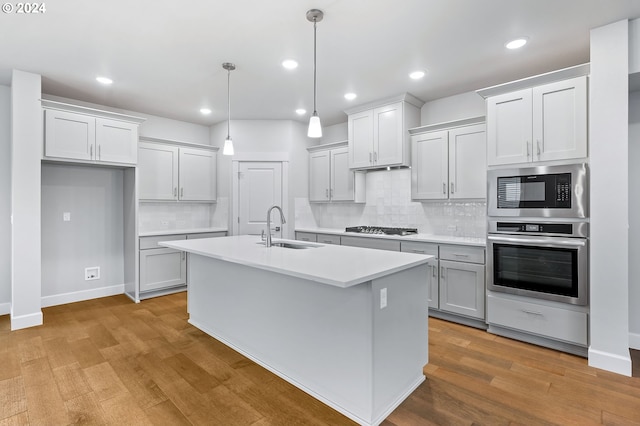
[487,163,588,218]
[487,220,588,305]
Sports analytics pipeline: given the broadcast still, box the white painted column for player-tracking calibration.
[10,70,42,330]
[589,20,631,375]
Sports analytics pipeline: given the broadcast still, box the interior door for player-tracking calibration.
[238,162,283,236]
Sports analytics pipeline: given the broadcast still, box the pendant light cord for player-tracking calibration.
[227,68,231,139]
[313,19,317,114]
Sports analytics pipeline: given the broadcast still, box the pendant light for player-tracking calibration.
[222,62,236,156]
[306,9,323,138]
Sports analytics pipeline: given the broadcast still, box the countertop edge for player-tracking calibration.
[139,228,228,237]
[295,228,486,247]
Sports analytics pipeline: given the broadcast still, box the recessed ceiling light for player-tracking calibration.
[282,59,299,70]
[505,37,528,50]
[296,108,307,115]
[96,76,113,85]
[200,108,212,115]
[344,93,357,101]
[409,70,426,80]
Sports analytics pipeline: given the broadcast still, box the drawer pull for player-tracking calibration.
[522,309,543,316]
[322,240,333,244]
[412,249,426,254]
[453,253,470,258]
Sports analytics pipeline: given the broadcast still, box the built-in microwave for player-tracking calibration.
[487,163,588,218]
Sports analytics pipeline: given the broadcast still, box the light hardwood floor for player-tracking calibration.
[0,292,639,425]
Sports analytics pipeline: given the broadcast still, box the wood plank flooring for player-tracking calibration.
[1,292,639,425]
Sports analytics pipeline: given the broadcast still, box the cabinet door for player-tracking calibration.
[348,109,374,168]
[44,109,95,161]
[179,148,217,202]
[309,150,330,202]
[426,258,439,309]
[487,89,533,166]
[330,147,355,201]
[374,102,404,166]
[533,76,587,162]
[448,124,487,199]
[95,118,138,164]
[411,130,448,200]
[439,260,485,319]
[139,248,186,292]
[138,143,179,200]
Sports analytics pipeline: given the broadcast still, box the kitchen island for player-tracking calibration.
[160,235,430,426]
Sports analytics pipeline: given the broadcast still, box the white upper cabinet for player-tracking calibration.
[481,67,588,166]
[43,100,143,166]
[308,142,364,203]
[138,140,218,202]
[346,94,423,170]
[411,119,486,200]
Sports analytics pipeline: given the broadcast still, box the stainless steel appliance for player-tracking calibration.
[345,226,418,236]
[487,163,588,218]
[487,220,588,305]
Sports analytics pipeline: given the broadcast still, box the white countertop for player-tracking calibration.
[160,235,431,288]
[139,227,228,237]
[295,227,486,247]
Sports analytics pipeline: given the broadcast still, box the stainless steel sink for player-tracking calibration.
[257,240,320,249]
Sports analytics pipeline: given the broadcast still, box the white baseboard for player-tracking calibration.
[588,347,633,376]
[11,310,43,330]
[41,284,125,308]
[0,302,10,316]
[630,332,640,350]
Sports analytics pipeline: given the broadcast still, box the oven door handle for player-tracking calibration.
[487,234,586,247]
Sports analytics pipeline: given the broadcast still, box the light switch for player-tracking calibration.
[63,212,71,222]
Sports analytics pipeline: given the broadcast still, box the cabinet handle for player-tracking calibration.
[453,253,470,258]
[90,145,93,159]
[440,266,445,279]
[330,188,333,198]
[182,251,186,261]
[174,187,177,197]
[522,309,543,316]
[450,182,454,194]
[537,139,541,158]
[432,265,437,278]
[442,183,446,194]
[526,141,531,158]
[98,145,101,160]
[411,249,425,254]
[369,152,373,163]
[373,152,377,162]
[325,188,329,198]
[322,240,333,244]
[181,188,184,197]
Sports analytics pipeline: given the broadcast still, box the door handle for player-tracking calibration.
[450,182,454,194]
[442,183,446,194]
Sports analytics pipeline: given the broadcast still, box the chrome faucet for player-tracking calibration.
[265,205,286,247]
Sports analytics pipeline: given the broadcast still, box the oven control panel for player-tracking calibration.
[496,222,574,235]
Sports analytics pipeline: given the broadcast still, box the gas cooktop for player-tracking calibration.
[345,226,418,236]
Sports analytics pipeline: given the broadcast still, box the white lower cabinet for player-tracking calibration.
[439,260,485,319]
[139,231,226,297]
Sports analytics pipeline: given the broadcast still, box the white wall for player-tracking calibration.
[589,20,631,376]
[321,122,348,143]
[41,164,124,302]
[420,91,485,126]
[629,89,640,349]
[210,120,316,236]
[10,70,42,330]
[0,85,10,314]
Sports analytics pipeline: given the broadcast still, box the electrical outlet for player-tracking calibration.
[85,266,100,281]
[63,212,71,222]
[380,288,387,309]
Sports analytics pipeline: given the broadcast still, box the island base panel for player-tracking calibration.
[187,254,428,426]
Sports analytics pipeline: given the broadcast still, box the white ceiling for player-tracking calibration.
[2,0,640,127]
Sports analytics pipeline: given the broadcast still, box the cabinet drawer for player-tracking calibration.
[187,232,226,239]
[317,234,341,245]
[487,294,588,346]
[139,234,186,250]
[295,232,317,242]
[401,241,438,257]
[440,244,485,264]
[341,236,400,252]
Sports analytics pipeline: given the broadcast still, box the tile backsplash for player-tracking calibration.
[138,197,229,233]
[296,169,486,238]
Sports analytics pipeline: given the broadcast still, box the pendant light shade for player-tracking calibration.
[306,9,323,138]
[222,62,236,155]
